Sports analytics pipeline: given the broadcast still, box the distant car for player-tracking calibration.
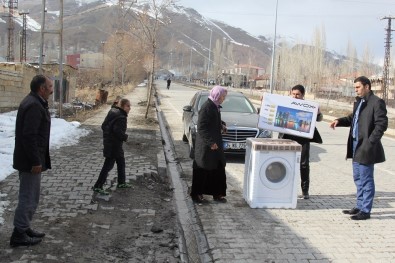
[182,91,272,156]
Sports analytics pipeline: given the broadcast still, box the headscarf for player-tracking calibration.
[208,85,227,107]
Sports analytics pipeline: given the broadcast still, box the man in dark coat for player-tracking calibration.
[10,75,53,247]
[93,98,132,195]
[330,76,388,220]
[281,85,323,200]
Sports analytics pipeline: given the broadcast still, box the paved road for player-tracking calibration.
[158,81,395,263]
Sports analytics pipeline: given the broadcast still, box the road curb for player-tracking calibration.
[155,92,213,263]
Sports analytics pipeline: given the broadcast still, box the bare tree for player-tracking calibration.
[105,33,145,85]
[310,25,326,95]
[360,44,375,76]
[132,0,174,118]
[346,39,358,77]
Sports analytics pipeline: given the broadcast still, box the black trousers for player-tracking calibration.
[300,141,310,193]
[94,157,126,188]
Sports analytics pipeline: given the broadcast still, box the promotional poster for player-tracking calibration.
[258,93,319,139]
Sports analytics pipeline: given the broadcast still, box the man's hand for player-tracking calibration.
[330,120,338,130]
[221,124,227,134]
[210,143,218,150]
[31,165,42,174]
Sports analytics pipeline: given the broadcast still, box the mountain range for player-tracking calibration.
[1,0,351,76]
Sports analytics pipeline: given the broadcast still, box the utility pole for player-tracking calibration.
[189,47,193,82]
[381,16,395,105]
[276,54,281,91]
[101,41,106,78]
[19,11,28,62]
[39,0,64,117]
[207,28,212,87]
[4,0,18,62]
[269,0,279,93]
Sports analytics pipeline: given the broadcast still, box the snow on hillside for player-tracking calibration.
[13,14,41,31]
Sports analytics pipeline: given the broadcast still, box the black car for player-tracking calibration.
[182,90,272,155]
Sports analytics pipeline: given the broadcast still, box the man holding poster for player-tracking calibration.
[280,85,323,199]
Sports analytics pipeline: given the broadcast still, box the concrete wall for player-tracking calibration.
[0,63,36,112]
[0,63,77,113]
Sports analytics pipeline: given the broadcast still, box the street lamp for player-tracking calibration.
[269,0,279,93]
[101,41,106,77]
[189,47,193,82]
[206,28,212,87]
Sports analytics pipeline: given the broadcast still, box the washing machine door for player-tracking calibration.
[259,157,292,190]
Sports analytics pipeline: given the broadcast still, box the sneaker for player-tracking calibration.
[117,183,132,188]
[92,187,110,195]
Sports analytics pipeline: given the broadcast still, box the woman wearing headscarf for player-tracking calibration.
[190,86,228,203]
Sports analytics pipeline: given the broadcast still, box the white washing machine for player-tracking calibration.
[243,138,301,209]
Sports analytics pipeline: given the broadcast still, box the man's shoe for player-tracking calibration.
[342,207,360,215]
[26,228,45,238]
[10,231,42,247]
[117,183,132,188]
[302,192,310,199]
[351,211,371,220]
[92,187,110,195]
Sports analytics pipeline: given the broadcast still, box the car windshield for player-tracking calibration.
[197,94,256,113]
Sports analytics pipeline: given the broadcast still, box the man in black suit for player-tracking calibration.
[330,76,388,220]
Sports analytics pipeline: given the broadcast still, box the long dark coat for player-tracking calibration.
[194,99,226,170]
[336,91,387,164]
[13,92,51,172]
[101,107,128,158]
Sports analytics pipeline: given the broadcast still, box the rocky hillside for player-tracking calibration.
[0,0,356,74]
[0,0,272,69]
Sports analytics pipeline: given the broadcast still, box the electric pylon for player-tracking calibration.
[381,16,395,104]
[4,0,18,62]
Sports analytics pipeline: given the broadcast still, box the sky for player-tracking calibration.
[178,0,395,63]
[0,111,90,225]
